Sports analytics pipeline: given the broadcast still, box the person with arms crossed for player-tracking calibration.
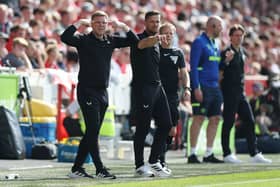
[130,11,172,177]
[220,24,271,163]
[61,10,138,179]
[158,22,191,171]
[188,16,224,164]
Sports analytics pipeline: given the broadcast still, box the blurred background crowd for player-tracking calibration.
[0,0,279,146]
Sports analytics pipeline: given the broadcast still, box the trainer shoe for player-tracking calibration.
[135,165,155,177]
[188,154,201,164]
[251,153,272,163]
[161,162,172,175]
[203,154,224,163]
[224,154,242,164]
[68,166,93,179]
[149,162,171,177]
[96,167,116,179]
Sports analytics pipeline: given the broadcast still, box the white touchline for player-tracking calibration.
[190,178,280,187]
[9,165,53,170]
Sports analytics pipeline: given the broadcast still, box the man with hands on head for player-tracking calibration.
[130,10,173,177]
[220,24,272,164]
[61,10,138,179]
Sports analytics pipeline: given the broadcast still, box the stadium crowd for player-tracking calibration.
[0,0,279,151]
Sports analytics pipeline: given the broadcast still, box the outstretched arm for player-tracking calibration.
[137,34,167,49]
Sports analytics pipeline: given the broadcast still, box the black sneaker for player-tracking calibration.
[203,154,224,163]
[96,167,116,179]
[68,166,93,178]
[188,154,201,164]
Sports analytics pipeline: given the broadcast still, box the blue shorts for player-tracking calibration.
[191,86,223,117]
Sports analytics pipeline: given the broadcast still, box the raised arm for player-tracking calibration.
[112,20,139,48]
[60,19,90,47]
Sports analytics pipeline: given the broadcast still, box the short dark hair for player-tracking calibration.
[33,7,45,15]
[229,24,245,36]
[66,50,79,63]
[145,10,161,21]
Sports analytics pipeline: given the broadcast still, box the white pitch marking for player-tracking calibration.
[9,165,53,170]
[190,178,280,187]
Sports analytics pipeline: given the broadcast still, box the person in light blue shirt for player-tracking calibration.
[188,16,224,164]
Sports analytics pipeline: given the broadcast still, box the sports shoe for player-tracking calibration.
[224,154,242,164]
[149,162,171,177]
[161,162,172,175]
[135,165,155,177]
[203,154,224,163]
[251,153,272,163]
[68,166,93,179]
[96,167,116,179]
[188,154,201,164]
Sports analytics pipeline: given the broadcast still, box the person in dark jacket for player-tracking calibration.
[130,11,173,177]
[220,24,271,164]
[61,10,138,179]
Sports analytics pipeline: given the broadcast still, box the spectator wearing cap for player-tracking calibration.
[0,32,8,61]
[2,37,32,71]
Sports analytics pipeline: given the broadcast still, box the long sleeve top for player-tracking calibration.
[61,25,138,89]
[190,32,221,89]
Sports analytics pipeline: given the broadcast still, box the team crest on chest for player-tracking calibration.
[170,56,178,64]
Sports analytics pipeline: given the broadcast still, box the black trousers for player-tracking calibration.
[133,84,172,168]
[222,90,258,157]
[74,84,108,171]
[159,93,179,163]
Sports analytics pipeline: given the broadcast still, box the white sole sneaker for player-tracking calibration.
[251,153,272,163]
[149,162,171,177]
[135,165,155,177]
[224,154,242,164]
[68,171,93,179]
